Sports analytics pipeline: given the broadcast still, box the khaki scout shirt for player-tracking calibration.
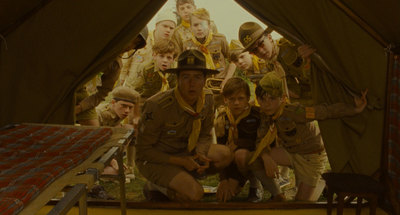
[136,89,215,164]
[96,103,122,127]
[171,21,218,54]
[267,38,313,104]
[180,33,229,77]
[118,35,155,86]
[123,62,176,99]
[257,102,358,154]
[78,58,122,112]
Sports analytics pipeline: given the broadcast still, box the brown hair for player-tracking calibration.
[222,77,250,98]
[152,40,178,58]
[176,0,195,11]
[190,8,210,24]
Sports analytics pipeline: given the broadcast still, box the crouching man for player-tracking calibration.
[136,49,231,201]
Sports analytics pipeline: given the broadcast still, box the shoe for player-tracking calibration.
[143,182,170,202]
[247,187,263,202]
[277,178,290,188]
[88,185,115,200]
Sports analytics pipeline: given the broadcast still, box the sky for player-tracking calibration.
[147,0,281,43]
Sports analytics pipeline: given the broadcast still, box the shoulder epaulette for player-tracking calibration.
[156,92,174,109]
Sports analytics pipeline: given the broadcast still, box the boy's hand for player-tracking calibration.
[261,153,279,178]
[216,179,240,202]
[354,89,368,113]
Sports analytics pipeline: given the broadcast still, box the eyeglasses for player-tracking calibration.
[249,36,265,54]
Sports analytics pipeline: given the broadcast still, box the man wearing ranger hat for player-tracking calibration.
[136,49,231,201]
[238,22,316,105]
[250,72,368,201]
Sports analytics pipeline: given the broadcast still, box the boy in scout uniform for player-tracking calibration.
[238,22,316,105]
[251,72,368,201]
[119,9,176,85]
[214,77,282,202]
[75,28,147,126]
[96,86,139,127]
[124,40,178,102]
[136,49,231,201]
[177,8,229,77]
[96,86,140,179]
[172,0,218,52]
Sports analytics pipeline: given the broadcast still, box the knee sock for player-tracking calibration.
[252,170,282,196]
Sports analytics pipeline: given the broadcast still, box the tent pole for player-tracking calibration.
[331,0,389,48]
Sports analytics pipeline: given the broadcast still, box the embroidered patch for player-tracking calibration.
[243,35,252,44]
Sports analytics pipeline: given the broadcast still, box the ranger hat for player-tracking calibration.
[164,49,219,75]
[111,86,140,104]
[155,9,177,26]
[238,22,272,52]
[258,72,283,98]
[229,39,244,62]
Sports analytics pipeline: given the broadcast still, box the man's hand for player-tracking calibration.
[354,89,368,113]
[216,179,240,202]
[194,154,211,174]
[297,45,316,59]
[261,153,279,178]
[169,156,200,171]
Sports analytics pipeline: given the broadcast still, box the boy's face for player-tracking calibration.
[234,51,253,70]
[154,52,174,71]
[224,90,249,117]
[178,70,205,105]
[111,100,134,119]
[250,34,274,60]
[155,20,176,40]
[177,3,195,22]
[190,16,210,40]
[257,94,282,116]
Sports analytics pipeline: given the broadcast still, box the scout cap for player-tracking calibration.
[112,86,140,104]
[155,9,177,26]
[258,72,283,97]
[164,49,219,75]
[238,22,272,52]
[229,39,245,62]
[191,8,210,22]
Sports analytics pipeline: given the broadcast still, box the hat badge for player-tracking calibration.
[243,35,252,44]
[187,56,195,65]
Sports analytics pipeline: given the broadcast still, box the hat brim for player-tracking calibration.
[242,28,273,53]
[164,67,219,75]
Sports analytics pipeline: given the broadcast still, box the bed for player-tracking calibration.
[0,123,133,215]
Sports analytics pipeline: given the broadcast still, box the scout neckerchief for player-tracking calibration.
[191,31,216,70]
[181,19,190,28]
[225,105,251,152]
[266,41,290,102]
[174,86,205,152]
[156,67,170,92]
[248,100,286,164]
[251,55,261,73]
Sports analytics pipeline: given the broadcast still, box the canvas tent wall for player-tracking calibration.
[1,0,399,212]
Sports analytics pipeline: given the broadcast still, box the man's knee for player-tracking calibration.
[186,183,204,201]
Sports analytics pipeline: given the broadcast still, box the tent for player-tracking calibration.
[1,0,399,212]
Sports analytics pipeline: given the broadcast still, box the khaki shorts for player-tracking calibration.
[136,160,188,188]
[248,149,328,187]
[284,150,328,187]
